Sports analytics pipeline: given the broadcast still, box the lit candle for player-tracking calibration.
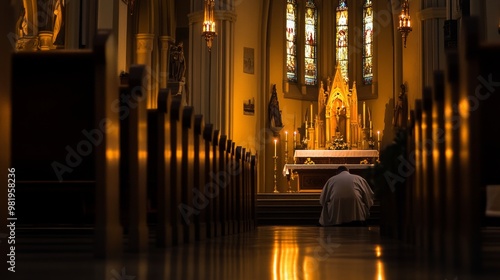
[362,102,366,128]
[285,131,288,152]
[293,131,297,147]
[377,131,380,141]
[274,139,277,157]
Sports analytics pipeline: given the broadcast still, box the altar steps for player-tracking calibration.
[256,193,380,226]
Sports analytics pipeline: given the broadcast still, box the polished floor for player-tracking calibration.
[10,225,500,280]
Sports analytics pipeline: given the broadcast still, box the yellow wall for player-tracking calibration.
[232,0,262,154]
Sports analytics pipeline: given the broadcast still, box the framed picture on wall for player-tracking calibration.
[243,47,254,74]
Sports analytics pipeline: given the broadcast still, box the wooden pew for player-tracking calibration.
[443,50,461,269]
[181,105,196,243]
[11,30,122,258]
[149,89,173,247]
[218,135,228,235]
[235,146,243,233]
[413,99,423,249]
[212,130,222,236]
[168,95,185,244]
[240,147,250,231]
[194,114,207,241]
[431,70,446,263]
[250,154,257,229]
[203,124,215,238]
[226,139,234,234]
[119,65,149,252]
[421,88,433,259]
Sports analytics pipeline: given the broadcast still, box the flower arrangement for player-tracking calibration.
[327,134,349,150]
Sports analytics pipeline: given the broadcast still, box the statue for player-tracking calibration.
[393,84,408,129]
[268,84,284,135]
[16,6,28,38]
[52,0,65,45]
[169,42,186,82]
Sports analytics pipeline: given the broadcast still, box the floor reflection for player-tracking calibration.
[12,226,500,280]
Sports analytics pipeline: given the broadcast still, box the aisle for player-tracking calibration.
[11,226,500,280]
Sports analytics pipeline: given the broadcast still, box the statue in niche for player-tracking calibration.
[169,42,186,82]
[52,0,65,46]
[268,84,284,135]
[393,84,408,129]
[16,5,28,38]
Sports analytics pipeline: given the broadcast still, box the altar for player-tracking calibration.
[285,150,378,192]
[280,63,379,192]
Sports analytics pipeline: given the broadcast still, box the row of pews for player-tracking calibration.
[10,31,257,257]
[382,17,500,273]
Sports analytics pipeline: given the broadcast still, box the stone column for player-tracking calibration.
[136,34,155,108]
[159,36,174,89]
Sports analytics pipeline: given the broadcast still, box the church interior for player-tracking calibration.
[1,0,500,279]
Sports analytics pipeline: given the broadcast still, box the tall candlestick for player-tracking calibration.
[285,131,288,152]
[274,139,277,157]
[294,115,296,134]
[362,102,366,128]
[310,103,313,126]
[293,131,297,147]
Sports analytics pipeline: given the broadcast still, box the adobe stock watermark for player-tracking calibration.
[178,159,242,225]
[382,73,500,192]
[50,65,154,182]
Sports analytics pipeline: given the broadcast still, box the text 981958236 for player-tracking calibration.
[7,168,16,272]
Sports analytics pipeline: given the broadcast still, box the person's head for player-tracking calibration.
[337,165,349,174]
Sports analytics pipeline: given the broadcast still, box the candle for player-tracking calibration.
[369,121,373,129]
[293,131,297,146]
[274,139,277,157]
[362,102,366,128]
[377,131,380,141]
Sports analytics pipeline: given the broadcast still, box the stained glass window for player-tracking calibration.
[362,0,373,85]
[336,0,348,82]
[304,0,317,85]
[286,0,297,83]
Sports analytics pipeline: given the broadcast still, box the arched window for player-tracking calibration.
[362,0,373,85]
[286,0,298,83]
[304,0,317,85]
[336,0,348,82]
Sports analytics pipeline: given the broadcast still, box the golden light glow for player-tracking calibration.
[398,0,412,48]
[272,229,307,280]
[377,260,385,280]
[375,245,382,257]
[106,149,120,160]
[202,0,217,50]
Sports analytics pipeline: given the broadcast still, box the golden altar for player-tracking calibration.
[286,150,378,192]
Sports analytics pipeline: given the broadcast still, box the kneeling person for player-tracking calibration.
[319,166,374,226]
